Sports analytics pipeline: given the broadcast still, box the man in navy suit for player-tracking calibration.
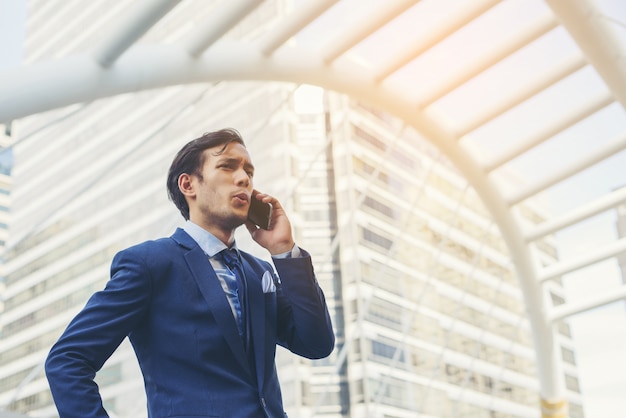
[45,128,335,417]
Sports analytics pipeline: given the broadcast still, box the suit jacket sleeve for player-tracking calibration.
[272,248,335,359]
[45,246,151,418]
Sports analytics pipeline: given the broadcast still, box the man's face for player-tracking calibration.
[190,142,254,231]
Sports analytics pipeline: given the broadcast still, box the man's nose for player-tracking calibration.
[235,169,250,187]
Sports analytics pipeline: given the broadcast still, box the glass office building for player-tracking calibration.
[0,141,12,253]
[617,190,626,289]
[0,2,584,417]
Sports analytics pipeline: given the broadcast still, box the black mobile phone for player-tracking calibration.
[247,197,273,230]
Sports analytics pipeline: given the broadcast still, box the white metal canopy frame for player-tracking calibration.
[1,0,626,416]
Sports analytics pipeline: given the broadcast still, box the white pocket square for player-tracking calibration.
[262,271,276,293]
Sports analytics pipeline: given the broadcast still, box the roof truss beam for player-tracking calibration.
[538,236,626,282]
[182,0,265,57]
[549,284,626,322]
[419,12,559,107]
[546,0,626,109]
[484,92,614,171]
[93,0,182,67]
[374,0,500,83]
[456,55,586,136]
[505,130,626,205]
[257,0,339,55]
[322,0,420,64]
[525,185,626,242]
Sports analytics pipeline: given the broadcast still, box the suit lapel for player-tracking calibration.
[172,229,267,387]
[243,261,266,390]
[182,242,250,375]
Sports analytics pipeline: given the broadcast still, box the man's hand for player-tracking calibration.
[245,191,295,255]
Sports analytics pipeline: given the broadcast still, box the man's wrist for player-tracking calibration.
[271,243,300,259]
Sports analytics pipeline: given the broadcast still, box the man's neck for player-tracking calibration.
[190,219,235,247]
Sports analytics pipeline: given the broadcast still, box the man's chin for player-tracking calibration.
[227,213,248,229]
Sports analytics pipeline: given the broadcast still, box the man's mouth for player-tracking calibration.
[233,192,249,205]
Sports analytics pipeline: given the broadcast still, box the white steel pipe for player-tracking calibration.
[505,130,626,205]
[419,12,559,107]
[374,0,500,83]
[182,0,265,57]
[525,186,626,242]
[546,0,626,110]
[93,0,181,67]
[457,55,586,136]
[539,237,626,282]
[549,285,626,322]
[257,0,338,55]
[485,91,613,172]
[322,0,420,64]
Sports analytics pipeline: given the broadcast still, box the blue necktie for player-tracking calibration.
[220,248,247,344]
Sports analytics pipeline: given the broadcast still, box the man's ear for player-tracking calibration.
[178,173,195,198]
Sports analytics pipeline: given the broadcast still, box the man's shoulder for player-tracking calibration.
[120,229,190,256]
[111,233,190,275]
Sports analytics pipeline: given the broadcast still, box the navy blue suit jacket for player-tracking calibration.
[45,228,335,417]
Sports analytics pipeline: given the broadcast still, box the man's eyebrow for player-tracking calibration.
[217,157,241,164]
[218,156,255,171]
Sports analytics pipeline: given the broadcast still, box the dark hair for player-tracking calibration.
[167,128,246,220]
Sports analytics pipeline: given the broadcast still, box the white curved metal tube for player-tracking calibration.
[546,0,626,110]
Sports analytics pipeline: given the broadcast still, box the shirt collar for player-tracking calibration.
[183,220,235,257]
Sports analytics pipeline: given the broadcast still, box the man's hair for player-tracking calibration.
[167,128,246,220]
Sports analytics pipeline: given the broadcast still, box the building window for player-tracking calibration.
[363,195,395,219]
[371,339,404,363]
[361,227,393,250]
[353,125,386,151]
